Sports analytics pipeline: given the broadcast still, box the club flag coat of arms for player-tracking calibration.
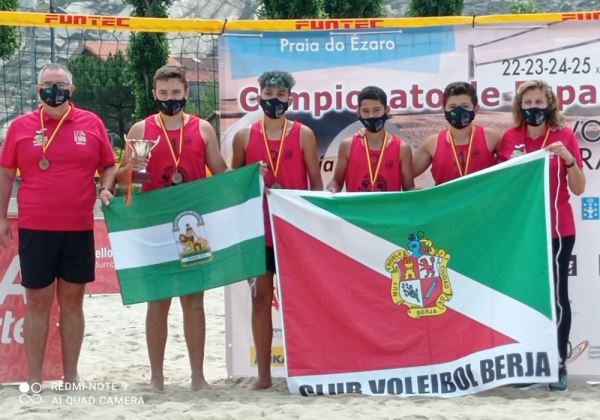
[103,164,265,304]
[267,151,559,397]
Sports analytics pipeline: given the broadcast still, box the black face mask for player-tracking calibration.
[359,114,387,133]
[522,107,549,127]
[260,98,289,119]
[156,98,186,116]
[39,84,70,107]
[444,106,475,129]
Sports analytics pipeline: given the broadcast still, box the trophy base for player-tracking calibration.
[132,171,151,184]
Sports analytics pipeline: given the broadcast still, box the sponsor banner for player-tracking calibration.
[0,222,62,383]
[220,16,600,380]
[269,153,558,396]
[0,11,222,33]
[3,11,600,33]
[87,220,120,295]
[224,280,286,378]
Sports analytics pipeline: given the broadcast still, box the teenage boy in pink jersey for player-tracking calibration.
[116,65,228,391]
[327,85,414,192]
[413,81,503,185]
[231,70,322,389]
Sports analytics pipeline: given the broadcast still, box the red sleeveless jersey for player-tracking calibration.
[141,114,207,192]
[431,125,495,185]
[245,119,308,245]
[345,134,403,192]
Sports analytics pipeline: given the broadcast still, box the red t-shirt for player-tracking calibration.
[245,119,308,246]
[0,105,115,230]
[431,125,496,185]
[141,114,207,192]
[498,125,583,238]
[345,134,403,192]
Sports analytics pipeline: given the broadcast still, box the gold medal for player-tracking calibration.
[39,157,50,170]
[172,171,183,184]
[271,182,282,189]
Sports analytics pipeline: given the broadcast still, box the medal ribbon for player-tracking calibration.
[157,113,184,171]
[448,127,475,177]
[523,126,551,152]
[261,118,288,181]
[39,105,72,159]
[363,132,389,191]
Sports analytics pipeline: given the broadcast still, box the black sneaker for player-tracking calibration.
[548,365,568,391]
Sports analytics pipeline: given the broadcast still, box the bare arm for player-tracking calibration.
[412,135,436,177]
[545,140,585,195]
[231,127,250,170]
[484,127,503,159]
[300,125,323,191]
[98,165,117,205]
[201,120,228,175]
[0,167,16,247]
[327,137,351,192]
[400,141,415,191]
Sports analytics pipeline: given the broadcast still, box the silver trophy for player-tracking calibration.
[125,136,160,183]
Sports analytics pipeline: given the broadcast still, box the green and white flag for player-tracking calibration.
[103,164,265,304]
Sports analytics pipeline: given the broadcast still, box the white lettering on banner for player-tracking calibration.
[95,247,113,259]
[297,352,551,396]
[0,310,24,344]
[0,256,24,306]
[279,36,396,54]
[350,36,395,52]
[280,38,320,53]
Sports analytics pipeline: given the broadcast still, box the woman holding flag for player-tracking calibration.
[498,80,585,391]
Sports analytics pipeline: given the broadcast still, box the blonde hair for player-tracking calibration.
[512,80,563,128]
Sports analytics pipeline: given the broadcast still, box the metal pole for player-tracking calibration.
[50,0,55,62]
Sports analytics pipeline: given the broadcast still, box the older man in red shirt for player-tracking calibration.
[0,63,116,386]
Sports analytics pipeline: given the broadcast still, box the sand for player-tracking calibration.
[1,288,599,420]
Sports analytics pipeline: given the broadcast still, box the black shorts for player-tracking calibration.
[18,228,95,289]
[266,246,276,274]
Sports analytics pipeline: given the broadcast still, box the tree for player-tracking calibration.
[69,52,135,149]
[198,80,219,120]
[257,0,321,19]
[323,0,384,18]
[508,0,541,14]
[124,0,172,120]
[406,0,464,17]
[0,0,19,60]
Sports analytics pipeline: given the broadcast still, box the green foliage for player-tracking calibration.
[123,0,172,17]
[323,0,384,18]
[257,0,321,19]
[69,51,135,148]
[406,0,464,17]
[124,0,172,120]
[199,80,218,119]
[0,0,19,60]
[257,0,385,19]
[508,0,541,14]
